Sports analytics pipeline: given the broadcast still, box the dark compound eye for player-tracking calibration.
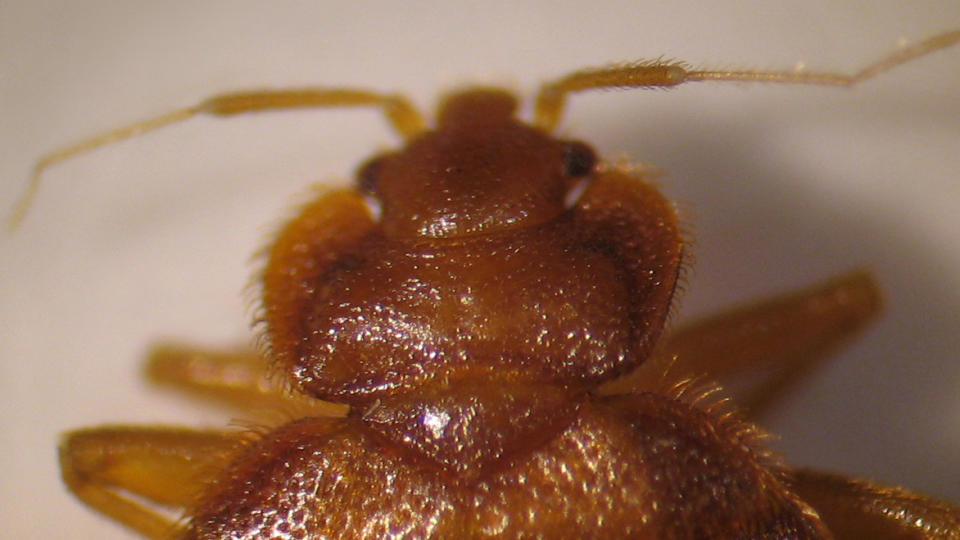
[355,155,388,194]
[562,140,597,177]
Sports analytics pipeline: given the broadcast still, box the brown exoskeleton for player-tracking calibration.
[12,31,960,539]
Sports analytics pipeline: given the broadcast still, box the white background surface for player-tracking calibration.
[2,2,959,538]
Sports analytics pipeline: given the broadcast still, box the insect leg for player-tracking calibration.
[599,271,880,416]
[59,427,242,539]
[534,30,960,131]
[145,343,348,417]
[785,468,960,539]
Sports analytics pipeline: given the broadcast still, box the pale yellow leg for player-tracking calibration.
[146,342,348,418]
[60,427,242,540]
[786,468,960,539]
[535,30,960,131]
[599,271,881,416]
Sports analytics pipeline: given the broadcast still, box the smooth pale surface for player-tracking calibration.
[1,2,958,538]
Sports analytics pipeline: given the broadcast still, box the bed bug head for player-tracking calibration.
[263,87,688,409]
[355,88,596,239]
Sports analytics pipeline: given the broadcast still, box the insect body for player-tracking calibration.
[17,31,960,539]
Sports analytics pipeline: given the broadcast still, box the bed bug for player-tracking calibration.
[10,30,960,539]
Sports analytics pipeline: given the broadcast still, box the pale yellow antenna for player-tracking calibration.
[8,107,200,231]
[535,30,960,131]
[10,31,958,229]
[7,88,424,230]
